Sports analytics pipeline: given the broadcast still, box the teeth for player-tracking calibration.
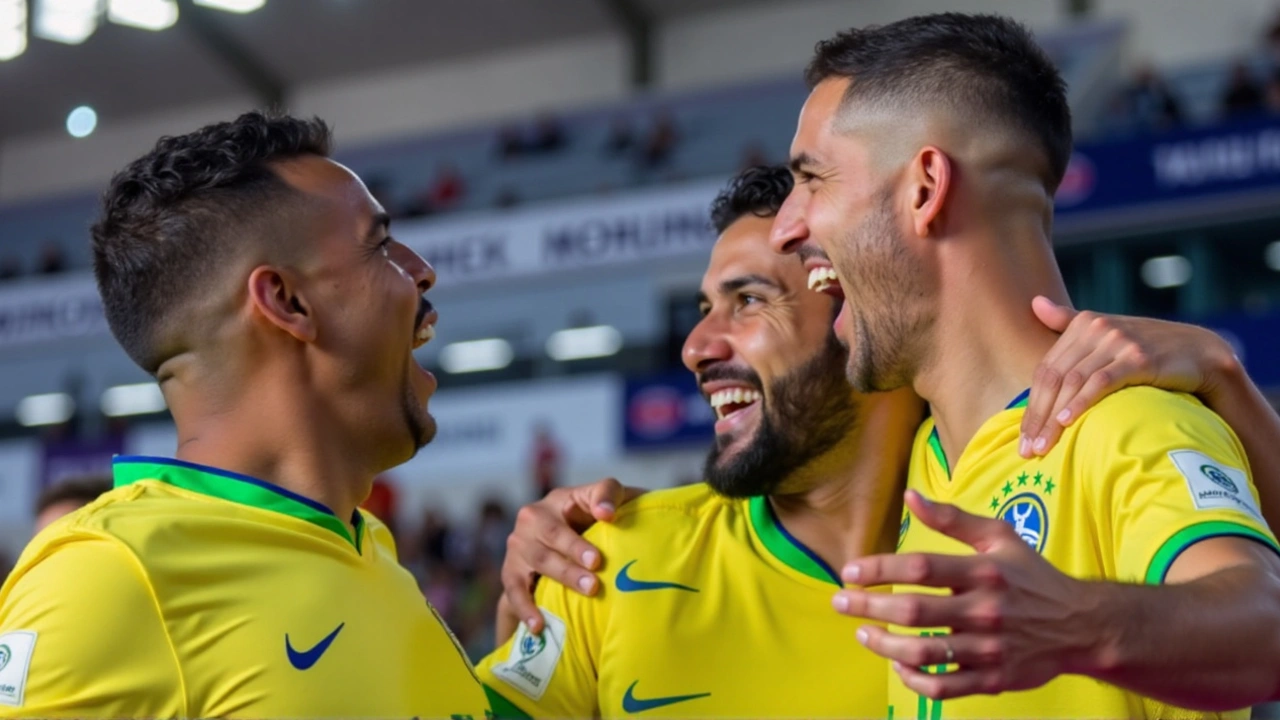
[417,325,436,343]
[708,388,763,418]
[807,266,838,292]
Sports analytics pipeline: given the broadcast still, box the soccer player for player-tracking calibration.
[0,113,491,718]
[773,13,1280,716]
[476,164,922,718]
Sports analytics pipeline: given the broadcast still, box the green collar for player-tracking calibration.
[928,388,1030,478]
[748,495,842,586]
[113,455,364,553]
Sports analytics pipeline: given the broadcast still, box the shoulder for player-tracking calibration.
[2,530,152,628]
[1072,386,1236,450]
[595,483,734,539]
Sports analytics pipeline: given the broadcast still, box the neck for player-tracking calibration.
[767,388,924,573]
[165,371,374,537]
[915,223,1069,471]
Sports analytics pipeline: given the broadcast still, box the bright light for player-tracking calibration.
[193,0,265,13]
[1266,241,1280,272]
[101,382,166,417]
[66,105,97,137]
[0,0,27,61]
[107,0,176,30]
[34,0,100,45]
[1141,255,1192,289]
[16,393,75,427]
[546,325,623,361]
[439,339,513,374]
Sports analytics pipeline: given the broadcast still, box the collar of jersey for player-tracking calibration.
[927,388,1029,479]
[112,455,364,552]
[748,495,842,586]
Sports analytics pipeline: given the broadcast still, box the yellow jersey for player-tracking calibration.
[0,456,492,719]
[476,482,888,718]
[892,388,1279,719]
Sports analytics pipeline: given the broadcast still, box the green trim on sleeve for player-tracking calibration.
[483,683,534,719]
[1145,520,1280,584]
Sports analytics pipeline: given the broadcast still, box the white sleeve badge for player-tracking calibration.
[0,631,36,707]
[491,609,566,701]
[1169,450,1267,525]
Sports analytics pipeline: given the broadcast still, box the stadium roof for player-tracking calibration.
[0,0,768,140]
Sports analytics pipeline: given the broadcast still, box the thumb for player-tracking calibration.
[905,490,1005,552]
[582,478,627,523]
[1031,295,1076,333]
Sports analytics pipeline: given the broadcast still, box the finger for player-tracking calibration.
[521,502,605,572]
[1024,324,1096,455]
[514,533,600,597]
[895,661,1006,701]
[579,477,625,522]
[841,551,982,591]
[1031,295,1077,333]
[904,490,1012,553]
[1057,359,1133,434]
[494,595,521,645]
[1032,349,1129,455]
[500,562,545,635]
[859,626,1005,677]
[833,589,971,629]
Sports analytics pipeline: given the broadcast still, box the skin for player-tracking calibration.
[770,75,1280,708]
[158,155,439,530]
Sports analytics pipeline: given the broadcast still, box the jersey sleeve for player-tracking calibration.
[1078,390,1280,584]
[0,538,185,718]
[475,529,612,720]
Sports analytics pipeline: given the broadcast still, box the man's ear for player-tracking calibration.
[908,145,953,239]
[247,265,317,343]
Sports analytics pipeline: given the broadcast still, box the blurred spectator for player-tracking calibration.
[642,112,679,168]
[474,498,512,568]
[1222,61,1264,118]
[529,113,566,154]
[0,255,20,281]
[493,187,520,209]
[34,474,112,535]
[361,475,399,542]
[604,117,635,156]
[426,163,466,213]
[531,421,562,499]
[497,124,525,161]
[1119,65,1184,133]
[418,508,457,567]
[37,241,66,275]
[1265,69,1280,113]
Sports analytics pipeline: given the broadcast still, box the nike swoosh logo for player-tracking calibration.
[285,622,345,670]
[615,560,698,593]
[622,680,711,713]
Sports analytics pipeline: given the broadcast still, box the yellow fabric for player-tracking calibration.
[0,474,490,718]
[476,483,888,718]
[892,387,1278,719]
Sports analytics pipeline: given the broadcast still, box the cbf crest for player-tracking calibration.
[997,492,1049,553]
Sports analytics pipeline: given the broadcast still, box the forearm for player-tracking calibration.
[1202,360,1280,531]
[1073,566,1280,709]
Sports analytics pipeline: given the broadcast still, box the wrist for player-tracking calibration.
[1060,580,1128,679]
[1199,333,1246,403]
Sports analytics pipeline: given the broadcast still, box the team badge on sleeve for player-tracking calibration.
[1169,450,1265,524]
[492,609,566,701]
[0,631,37,707]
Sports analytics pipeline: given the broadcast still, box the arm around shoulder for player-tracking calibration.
[0,538,185,718]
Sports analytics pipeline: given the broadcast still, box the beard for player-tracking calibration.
[837,187,934,394]
[702,327,858,499]
[400,360,436,459]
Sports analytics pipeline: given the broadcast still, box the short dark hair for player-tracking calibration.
[709,165,794,234]
[806,13,1072,190]
[91,111,333,374]
[36,475,112,515]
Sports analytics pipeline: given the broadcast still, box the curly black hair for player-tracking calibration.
[91,111,332,375]
[807,13,1072,191]
[709,165,794,235]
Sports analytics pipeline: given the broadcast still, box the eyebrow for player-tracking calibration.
[366,212,391,242]
[789,152,820,174]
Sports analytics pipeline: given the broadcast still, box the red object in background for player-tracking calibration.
[362,476,399,525]
[532,424,561,499]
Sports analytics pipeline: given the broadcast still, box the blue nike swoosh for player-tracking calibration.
[622,680,711,713]
[285,622,345,670]
[615,560,698,593]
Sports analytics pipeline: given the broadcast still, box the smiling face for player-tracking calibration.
[770,78,935,394]
[683,214,859,498]
[272,156,442,470]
